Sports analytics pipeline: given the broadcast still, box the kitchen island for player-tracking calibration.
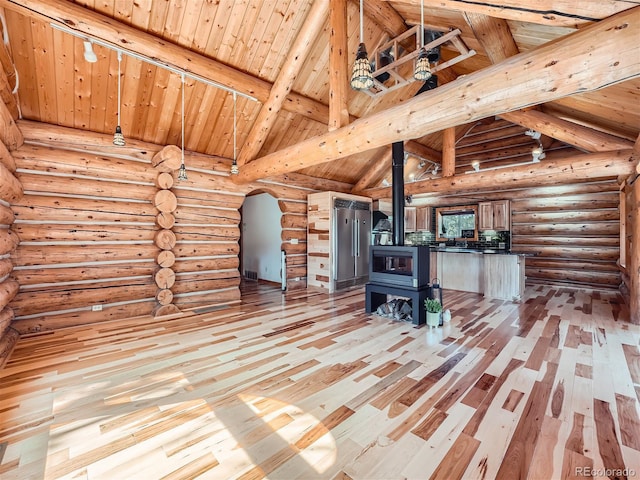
[434,249,526,301]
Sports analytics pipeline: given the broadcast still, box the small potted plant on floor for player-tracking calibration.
[424,298,442,327]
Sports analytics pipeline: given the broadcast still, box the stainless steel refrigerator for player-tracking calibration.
[333,198,371,290]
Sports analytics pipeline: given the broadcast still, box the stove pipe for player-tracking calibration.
[392,141,404,246]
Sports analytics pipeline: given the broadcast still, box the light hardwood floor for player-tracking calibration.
[1,283,639,479]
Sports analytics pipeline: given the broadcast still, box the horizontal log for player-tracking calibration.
[270,172,352,194]
[512,210,619,224]
[0,97,23,150]
[174,226,240,242]
[512,236,619,247]
[456,135,531,157]
[281,229,307,242]
[0,306,14,336]
[13,195,157,223]
[172,257,239,273]
[155,172,174,189]
[173,277,240,295]
[525,258,619,272]
[0,326,18,369]
[0,278,19,310]
[173,243,239,258]
[286,278,307,291]
[11,244,159,267]
[512,222,620,236]
[511,195,619,211]
[154,229,177,250]
[284,254,307,266]
[281,214,307,229]
[0,203,13,225]
[173,205,240,225]
[286,265,307,279]
[278,200,307,214]
[157,212,175,229]
[168,169,252,196]
[157,250,175,268]
[11,263,156,285]
[456,124,527,148]
[0,229,19,255]
[171,187,244,209]
[173,288,240,309]
[510,245,619,261]
[155,267,175,289]
[281,242,306,255]
[369,150,635,199]
[12,223,156,242]
[251,181,311,202]
[11,282,156,317]
[12,300,156,334]
[156,288,174,306]
[0,160,23,203]
[17,172,156,202]
[152,145,182,172]
[14,144,157,183]
[154,190,178,213]
[0,258,13,278]
[525,268,620,286]
[0,139,16,172]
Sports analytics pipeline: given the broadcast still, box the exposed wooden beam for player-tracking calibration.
[462,12,519,62]
[351,147,391,192]
[442,128,455,177]
[501,109,634,153]
[0,0,332,124]
[232,7,640,183]
[329,0,349,131]
[237,0,329,166]
[365,150,634,199]
[420,0,636,27]
[404,141,442,164]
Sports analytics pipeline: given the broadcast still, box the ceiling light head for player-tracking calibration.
[525,129,541,140]
[350,43,374,91]
[432,165,439,175]
[178,163,188,181]
[113,125,125,146]
[414,48,432,81]
[83,41,97,63]
[471,160,480,172]
[230,161,239,175]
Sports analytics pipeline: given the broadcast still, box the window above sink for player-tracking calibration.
[435,205,478,242]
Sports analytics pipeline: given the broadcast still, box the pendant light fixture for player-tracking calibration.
[350,0,374,91]
[178,73,188,181]
[113,51,126,146]
[231,92,239,175]
[414,0,432,81]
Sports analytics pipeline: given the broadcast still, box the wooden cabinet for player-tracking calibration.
[483,254,525,301]
[404,207,416,232]
[478,200,510,231]
[416,206,431,231]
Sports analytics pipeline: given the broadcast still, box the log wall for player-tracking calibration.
[623,177,639,323]
[8,121,319,333]
[510,180,622,290]
[0,94,22,367]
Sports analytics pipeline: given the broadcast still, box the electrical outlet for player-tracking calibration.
[91,304,103,312]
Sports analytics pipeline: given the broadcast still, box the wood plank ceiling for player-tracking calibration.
[1,0,638,187]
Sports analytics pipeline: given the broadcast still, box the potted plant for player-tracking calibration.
[424,298,442,327]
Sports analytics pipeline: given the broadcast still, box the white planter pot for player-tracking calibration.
[426,311,440,327]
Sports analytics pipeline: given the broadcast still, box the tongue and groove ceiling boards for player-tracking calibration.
[0,0,638,189]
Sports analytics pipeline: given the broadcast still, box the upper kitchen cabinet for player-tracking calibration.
[478,200,510,231]
[405,207,417,232]
[416,206,432,232]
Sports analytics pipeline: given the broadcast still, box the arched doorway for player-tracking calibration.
[239,191,283,294]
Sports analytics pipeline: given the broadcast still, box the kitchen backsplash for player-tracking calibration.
[405,230,511,250]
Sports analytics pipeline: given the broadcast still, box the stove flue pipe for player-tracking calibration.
[392,141,405,246]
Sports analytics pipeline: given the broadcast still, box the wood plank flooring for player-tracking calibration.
[0,283,639,479]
